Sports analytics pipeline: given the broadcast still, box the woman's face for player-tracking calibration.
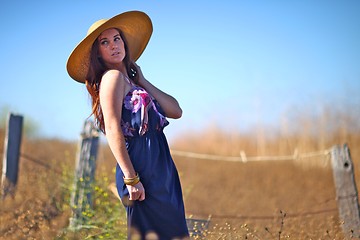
[97,28,126,68]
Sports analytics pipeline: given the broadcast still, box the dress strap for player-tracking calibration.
[124,75,135,86]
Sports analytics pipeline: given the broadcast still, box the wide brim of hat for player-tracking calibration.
[66,11,152,83]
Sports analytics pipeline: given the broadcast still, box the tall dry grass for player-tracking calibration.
[172,102,360,168]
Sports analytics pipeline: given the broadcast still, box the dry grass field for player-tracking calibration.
[0,107,360,239]
[171,125,360,239]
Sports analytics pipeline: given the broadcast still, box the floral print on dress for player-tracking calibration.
[122,86,168,137]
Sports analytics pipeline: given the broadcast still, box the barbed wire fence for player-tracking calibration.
[170,148,331,163]
[1,114,360,238]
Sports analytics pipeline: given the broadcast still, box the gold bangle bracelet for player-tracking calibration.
[123,173,140,186]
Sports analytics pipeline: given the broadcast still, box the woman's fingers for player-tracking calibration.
[128,191,136,200]
[138,190,145,201]
[127,182,145,201]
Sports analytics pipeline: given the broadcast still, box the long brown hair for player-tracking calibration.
[85,28,138,133]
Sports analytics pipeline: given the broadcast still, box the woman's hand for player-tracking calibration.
[132,61,145,87]
[131,62,182,119]
[127,181,146,201]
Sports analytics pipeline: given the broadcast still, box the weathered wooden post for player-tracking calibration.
[331,144,360,238]
[1,113,23,199]
[69,120,100,229]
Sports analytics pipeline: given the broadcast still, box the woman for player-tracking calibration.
[67,11,189,240]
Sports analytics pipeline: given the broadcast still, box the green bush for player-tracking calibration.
[56,169,127,240]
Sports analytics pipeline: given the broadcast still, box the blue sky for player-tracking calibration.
[0,1,359,142]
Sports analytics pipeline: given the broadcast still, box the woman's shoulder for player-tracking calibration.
[101,69,125,82]
[99,70,127,96]
[100,70,128,88]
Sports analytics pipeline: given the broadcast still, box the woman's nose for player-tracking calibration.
[110,41,117,49]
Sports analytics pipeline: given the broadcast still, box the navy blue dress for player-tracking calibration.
[115,83,189,239]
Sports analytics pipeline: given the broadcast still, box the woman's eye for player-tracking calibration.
[100,40,108,45]
[114,36,121,41]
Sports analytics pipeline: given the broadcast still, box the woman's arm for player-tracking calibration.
[134,63,182,119]
[99,69,145,201]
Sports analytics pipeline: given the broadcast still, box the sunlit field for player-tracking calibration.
[0,103,359,239]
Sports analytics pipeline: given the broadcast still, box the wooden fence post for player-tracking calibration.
[1,113,23,199]
[69,120,100,229]
[330,144,360,238]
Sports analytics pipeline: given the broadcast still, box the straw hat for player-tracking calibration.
[67,11,152,83]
